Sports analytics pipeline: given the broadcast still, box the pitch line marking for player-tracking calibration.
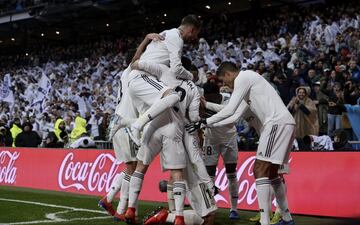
[0,198,110,225]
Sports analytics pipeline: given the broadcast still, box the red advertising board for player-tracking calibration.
[0,148,359,218]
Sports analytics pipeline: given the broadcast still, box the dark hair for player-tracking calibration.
[181,14,202,30]
[216,62,238,77]
[181,56,192,71]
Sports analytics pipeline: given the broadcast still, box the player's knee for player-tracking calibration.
[253,159,271,179]
[206,166,216,177]
[135,161,149,174]
[225,163,237,174]
[170,169,184,181]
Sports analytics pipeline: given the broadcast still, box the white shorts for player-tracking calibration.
[257,124,295,165]
[137,130,186,171]
[128,70,169,114]
[112,128,138,163]
[202,137,238,166]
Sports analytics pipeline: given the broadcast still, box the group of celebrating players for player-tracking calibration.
[97,15,296,225]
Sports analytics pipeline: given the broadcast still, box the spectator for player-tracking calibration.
[287,86,319,138]
[15,122,42,147]
[322,82,344,136]
[303,134,334,151]
[313,81,329,135]
[333,129,353,150]
[43,132,64,148]
[0,119,12,147]
[10,118,22,147]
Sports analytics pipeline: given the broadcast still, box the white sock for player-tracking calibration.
[173,181,186,216]
[271,177,292,221]
[166,210,204,225]
[128,171,144,208]
[227,172,239,212]
[116,173,130,214]
[256,177,272,225]
[167,184,175,212]
[132,93,180,130]
[106,171,125,202]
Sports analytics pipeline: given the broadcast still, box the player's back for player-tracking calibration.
[139,28,181,66]
[149,79,200,141]
[238,70,295,126]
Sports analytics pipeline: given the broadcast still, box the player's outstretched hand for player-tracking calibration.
[146,33,164,42]
[185,119,207,134]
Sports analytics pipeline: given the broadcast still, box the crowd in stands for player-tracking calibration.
[0,1,359,150]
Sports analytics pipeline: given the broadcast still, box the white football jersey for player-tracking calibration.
[138,61,200,140]
[135,28,192,80]
[207,70,295,127]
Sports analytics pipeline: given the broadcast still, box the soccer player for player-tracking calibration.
[201,82,240,220]
[186,62,296,225]
[125,14,201,146]
[124,58,203,225]
[99,33,165,221]
[202,98,290,225]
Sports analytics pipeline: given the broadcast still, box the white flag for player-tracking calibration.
[0,74,14,105]
[32,73,52,105]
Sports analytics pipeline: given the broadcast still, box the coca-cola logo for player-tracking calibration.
[214,156,292,206]
[214,156,257,205]
[58,152,121,192]
[0,151,20,184]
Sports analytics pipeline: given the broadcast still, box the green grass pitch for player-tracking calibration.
[0,186,357,225]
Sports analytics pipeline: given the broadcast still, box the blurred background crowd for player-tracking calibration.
[0,0,359,150]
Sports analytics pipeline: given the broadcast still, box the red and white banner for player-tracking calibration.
[1,148,360,218]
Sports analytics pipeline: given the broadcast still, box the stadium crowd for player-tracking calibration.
[0,1,359,150]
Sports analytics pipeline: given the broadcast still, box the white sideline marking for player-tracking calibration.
[0,198,111,225]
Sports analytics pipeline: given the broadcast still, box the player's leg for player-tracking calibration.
[114,162,137,221]
[253,160,273,225]
[171,169,187,225]
[127,74,181,145]
[125,130,162,223]
[98,170,125,216]
[269,125,295,225]
[167,176,176,212]
[222,139,240,220]
[225,163,239,219]
[124,160,149,223]
[183,132,215,193]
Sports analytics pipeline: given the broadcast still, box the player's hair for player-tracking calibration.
[216,62,239,77]
[181,56,192,71]
[181,14,202,30]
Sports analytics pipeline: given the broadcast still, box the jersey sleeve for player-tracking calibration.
[205,102,224,112]
[206,72,253,125]
[138,61,166,78]
[188,86,201,122]
[208,101,249,127]
[165,31,193,80]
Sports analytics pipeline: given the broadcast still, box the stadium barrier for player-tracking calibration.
[0,147,359,218]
